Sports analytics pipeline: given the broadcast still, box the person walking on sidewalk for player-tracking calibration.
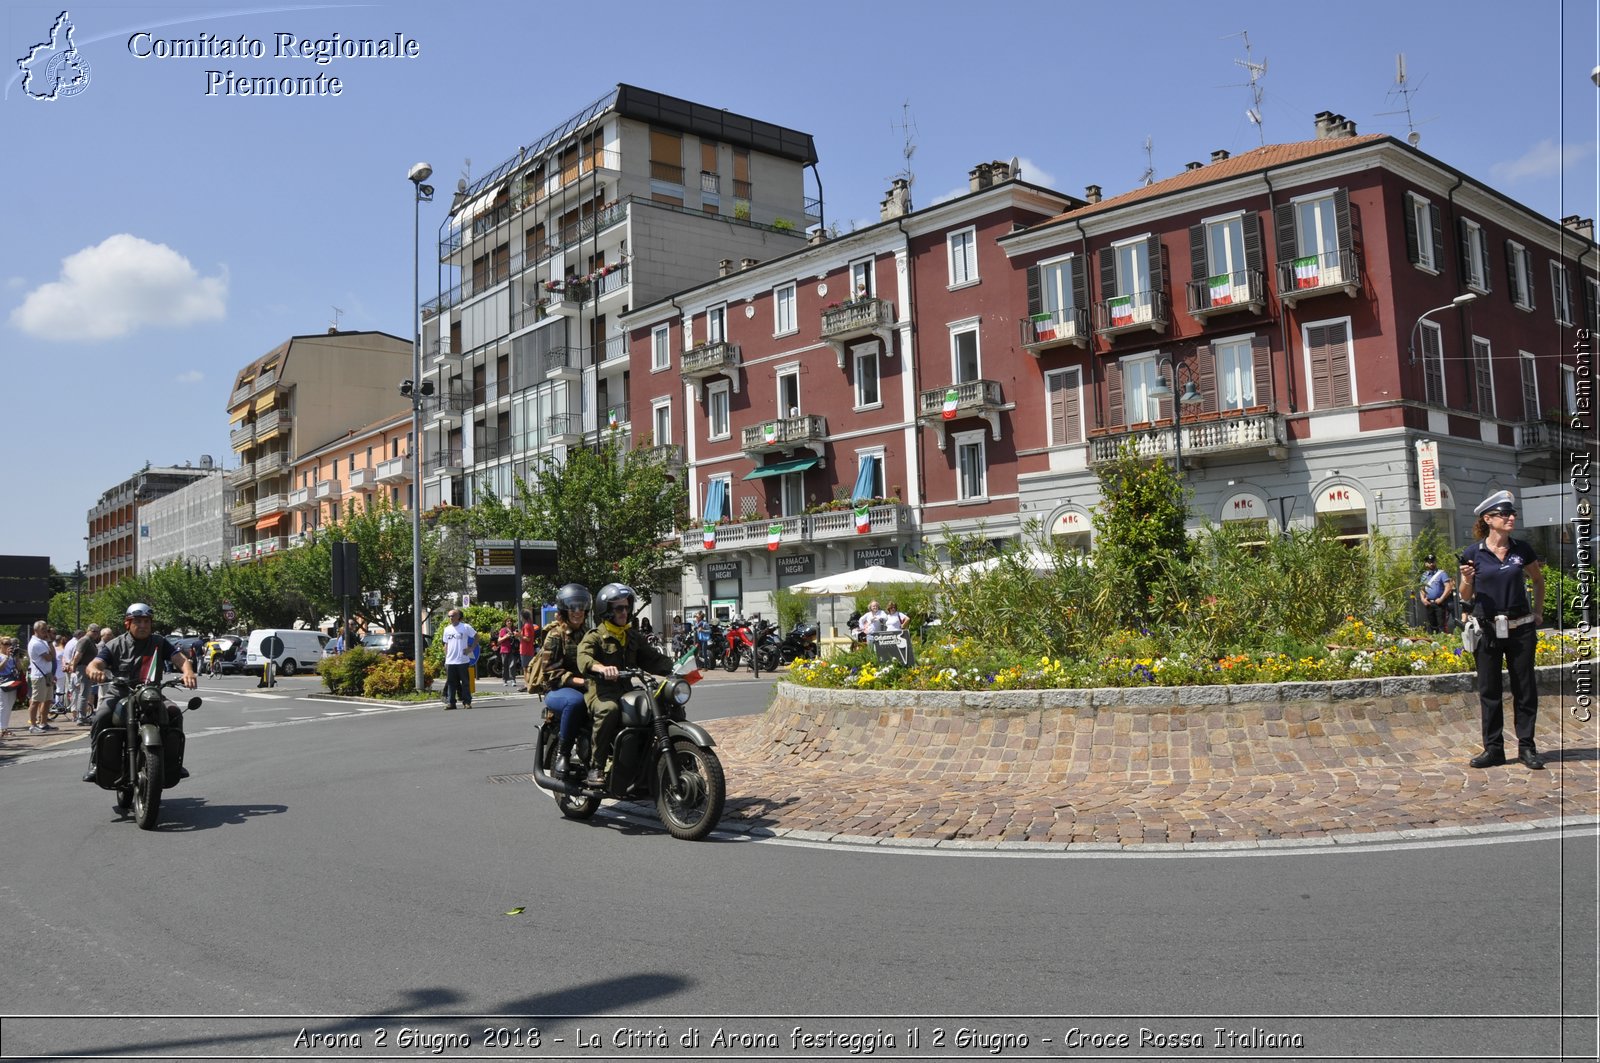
[496,623,517,687]
[440,608,477,710]
[1459,490,1546,771]
[26,621,56,735]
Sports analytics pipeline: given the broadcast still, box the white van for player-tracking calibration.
[244,628,329,676]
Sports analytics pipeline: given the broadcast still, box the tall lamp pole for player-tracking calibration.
[70,562,85,631]
[1147,355,1204,475]
[406,162,435,692]
[1407,292,1478,368]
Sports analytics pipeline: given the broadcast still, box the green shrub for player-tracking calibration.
[317,647,381,695]
[363,655,429,697]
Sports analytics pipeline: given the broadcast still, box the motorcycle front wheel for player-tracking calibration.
[723,648,739,672]
[540,727,599,820]
[134,747,163,831]
[655,739,725,841]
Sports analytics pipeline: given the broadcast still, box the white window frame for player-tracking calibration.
[1212,334,1256,411]
[775,363,801,417]
[651,398,672,447]
[856,446,886,500]
[1471,336,1496,418]
[706,303,728,344]
[773,282,797,336]
[1563,364,1578,414]
[948,317,982,383]
[1299,315,1359,411]
[848,257,875,301]
[852,342,881,410]
[706,380,731,440]
[1508,242,1533,309]
[1419,320,1446,406]
[1111,234,1151,298]
[650,324,670,371]
[1044,366,1083,446]
[704,473,732,522]
[1204,211,1247,280]
[1293,192,1340,260]
[1039,253,1077,316]
[1463,219,1489,292]
[954,430,987,501]
[1551,262,1574,325]
[1519,350,1540,421]
[947,226,978,288]
[1408,193,1437,272]
[1122,352,1165,424]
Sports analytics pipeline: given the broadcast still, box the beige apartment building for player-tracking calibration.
[284,412,414,544]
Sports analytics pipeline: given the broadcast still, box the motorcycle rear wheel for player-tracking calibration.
[723,648,739,672]
[134,748,163,831]
[540,728,599,820]
[655,739,725,841]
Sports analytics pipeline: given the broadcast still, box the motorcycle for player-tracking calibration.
[92,678,201,831]
[723,617,759,675]
[531,668,725,841]
[751,618,783,673]
[774,621,820,666]
[694,622,724,670]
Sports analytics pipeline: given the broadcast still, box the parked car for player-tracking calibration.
[360,631,427,659]
[244,628,329,677]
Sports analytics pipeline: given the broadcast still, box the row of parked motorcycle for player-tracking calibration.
[674,617,819,677]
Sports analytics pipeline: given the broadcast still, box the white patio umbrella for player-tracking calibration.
[947,549,1088,581]
[789,564,938,637]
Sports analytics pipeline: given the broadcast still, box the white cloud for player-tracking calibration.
[175,370,204,384]
[1491,139,1598,184]
[9,234,227,340]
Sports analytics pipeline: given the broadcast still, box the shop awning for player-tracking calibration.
[254,514,285,531]
[743,456,821,480]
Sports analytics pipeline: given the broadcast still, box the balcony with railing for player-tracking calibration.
[225,462,256,488]
[252,367,280,395]
[918,379,1005,450]
[255,450,289,479]
[229,421,256,450]
[600,403,630,431]
[254,409,285,440]
[255,493,287,518]
[598,335,629,370]
[1019,307,1092,354]
[700,171,720,195]
[1515,418,1592,457]
[546,413,582,445]
[1087,410,1287,465]
[229,542,257,563]
[593,263,630,301]
[542,280,590,317]
[811,503,911,542]
[375,455,408,484]
[255,536,288,558]
[1095,289,1170,337]
[312,479,342,502]
[428,451,464,475]
[228,383,252,408]
[741,414,827,456]
[643,443,683,475]
[1185,268,1267,319]
[680,514,808,553]
[429,385,472,423]
[228,501,257,527]
[820,298,895,365]
[1276,246,1361,306]
[431,334,461,364]
[286,486,313,511]
[681,340,739,383]
[544,345,586,381]
[348,466,376,493]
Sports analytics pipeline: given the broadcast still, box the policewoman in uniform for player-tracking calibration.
[1457,490,1546,770]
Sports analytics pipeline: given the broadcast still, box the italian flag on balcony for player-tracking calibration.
[1208,274,1233,306]
[1031,312,1056,341]
[607,407,619,429]
[767,522,782,550]
[702,523,716,549]
[941,388,959,419]
[1293,256,1321,289]
[854,504,871,534]
[1109,296,1134,326]
[763,422,778,444]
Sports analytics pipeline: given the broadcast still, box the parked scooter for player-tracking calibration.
[530,668,725,840]
[91,678,200,830]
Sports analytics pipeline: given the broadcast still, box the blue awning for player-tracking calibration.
[742,456,820,480]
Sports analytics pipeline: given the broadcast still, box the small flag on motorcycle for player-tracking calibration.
[673,647,703,685]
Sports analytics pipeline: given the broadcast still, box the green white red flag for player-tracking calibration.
[1293,256,1321,289]
[941,388,959,419]
[854,505,871,533]
[703,523,716,549]
[767,523,782,550]
[1208,274,1232,306]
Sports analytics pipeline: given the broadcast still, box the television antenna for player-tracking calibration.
[1377,53,1435,147]
[330,305,343,331]
[1139,136,1156,186]
[1224,30,1268,145]
[888,100,917,209]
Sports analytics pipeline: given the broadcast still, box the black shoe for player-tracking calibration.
[551,754,569,776]
[179,766,190,778]
[444,704,457,710]
[82,769,97,783]
[1518,747,1546,770]
[1469,749,1507,769]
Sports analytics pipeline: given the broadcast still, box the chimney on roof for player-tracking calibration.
[328,326,338,334]
[968,162,994,191]
[1313,111,1338,139]
[718,258,733,276]
[1211,149,1230,163]
[1562,215,1596,241]
[1184,161,1204,171]
[879,178,911,220]
[990,158,1012,183]
[1335,116,1358,138]
[739,258,758,271]
[1314,112,1359,140]
[808,228,829,246]
[1084,184,1102,204]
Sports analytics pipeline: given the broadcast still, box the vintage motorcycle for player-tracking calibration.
[531,669,725,841]
[723,617,759,675]
[92,677,200,830]
[774,620,820,667]
[693,620,725,671]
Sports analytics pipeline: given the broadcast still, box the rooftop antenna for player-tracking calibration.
[330,305,343,331]
[1377,53,1434,147]
[888,100,917,210]
[1225,30,1268,145]
[1139,136,1156,186]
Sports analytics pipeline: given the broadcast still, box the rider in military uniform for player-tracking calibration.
[575,583,674,787]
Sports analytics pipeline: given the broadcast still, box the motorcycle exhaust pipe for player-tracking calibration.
[531,763,585,796]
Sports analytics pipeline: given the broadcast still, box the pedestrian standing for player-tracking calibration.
[440,608,477,710]
[26,621,56,734]
[1459,490,1546,770]
[1419,555,1455,634]
[0,637,21,738]
[518,610,541,690]
[497,623,517,687]
[69,627,99,723]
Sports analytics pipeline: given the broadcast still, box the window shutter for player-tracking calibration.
[1427,203,1444,267]
[1477,229,1492,294]
[1071,255,1089,311]
[1403,194,1421,265]
[1251,335,1272,410]
[1328,322,1353,407]
[1274,202,1298,270]
[1524,254,1534,309]
[1155,384,1172,426]
[1106,360,1124,427]
[1147,235,1165,295]
[1189,224,1208,283]
[1062,370,1081,444]
[1099,248,1116,301]
[1333,188,1353,250]
[1048,372,1065,444]
[1504,241,1518,303]
[1421,325,1443,405]
[1457,219,1472,287]
[1195,343,1217,415]
[1026,265,1041,316]
[1242,212,1263,273]
[1307,324,1332,409]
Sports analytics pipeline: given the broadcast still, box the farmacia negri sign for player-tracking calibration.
[127,31,421,96]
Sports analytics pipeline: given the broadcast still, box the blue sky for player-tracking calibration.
[3,0,1596,572]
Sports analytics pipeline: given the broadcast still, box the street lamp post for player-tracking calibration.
[1147,355,1205,475]
[70,562,85,631]
[406,162,435,692]
[1407,292,1478,369]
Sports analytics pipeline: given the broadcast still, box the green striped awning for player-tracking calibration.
[742,456,821,480]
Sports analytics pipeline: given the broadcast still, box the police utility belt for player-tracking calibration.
[1462,612,1533,651]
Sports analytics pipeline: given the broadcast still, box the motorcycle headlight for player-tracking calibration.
[667,678,692,706]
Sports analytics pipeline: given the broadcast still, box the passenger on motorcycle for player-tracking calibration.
[81,603,197,783]
[541,583,593,776]
[576,583,675,787]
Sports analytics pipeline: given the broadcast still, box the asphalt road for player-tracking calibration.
[1,674,1594,1061]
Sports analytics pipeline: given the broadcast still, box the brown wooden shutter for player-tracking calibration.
[1524,253,1535,309]
[1328,321,1353,406]
[1147,235,1165,295]
[1026,265,1041,316]
[1307,324,1333,409]
[1251,335,1273,410]
[1403,194,1421,264]
[1333,188,1353,250]
[1242,212,1263,273]
[1106,360,1124,427]
[1457,218,1472,287]
[1427,203,1444,267]
[1099,248,1116,301]
[1478,229,1492,293]
[1071,255,1089,311]
[1274,202,1298,274]
[1061,369,1081,443]
[1504,240,1517,302]
[1189,224,1208,283]
[1048,372,1065,443]
[1195,344,1218,415]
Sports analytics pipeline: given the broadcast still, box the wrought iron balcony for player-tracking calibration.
[741,414,827,456]
[546,414,582,445]
[1087,410,1287,465]
[1095,289,1170,337]
[428,451,464,475]
[1185,268,1267,319]
[429,385,472,422]
[431,335,462,364]
[1019,307,1091,354]
[681,340,738,381]
[598,334,629,369]
[544,346,586,381]
[600,403,629,431]
[1276,246,1361,306]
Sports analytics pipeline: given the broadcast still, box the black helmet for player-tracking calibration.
[596,582,636,621]
[555,583,592,619]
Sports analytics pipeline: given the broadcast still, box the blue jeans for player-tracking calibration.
[546,686,586,751]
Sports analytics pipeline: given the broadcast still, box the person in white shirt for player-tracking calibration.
[26,622,56,734]
[855,601,887,638]
[440,608,477,710]
[882,601,909,633]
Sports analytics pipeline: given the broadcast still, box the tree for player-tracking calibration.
[216,557,309,630]
[457,435,686,607]
[144,560,227,633]
[1091,443,1193,627]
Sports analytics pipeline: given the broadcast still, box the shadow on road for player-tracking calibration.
[148,797,289,832]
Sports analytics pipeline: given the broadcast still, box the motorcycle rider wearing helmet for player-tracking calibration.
[541,583,593,776]
[81,603,197,783]
[576,582,674,787]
